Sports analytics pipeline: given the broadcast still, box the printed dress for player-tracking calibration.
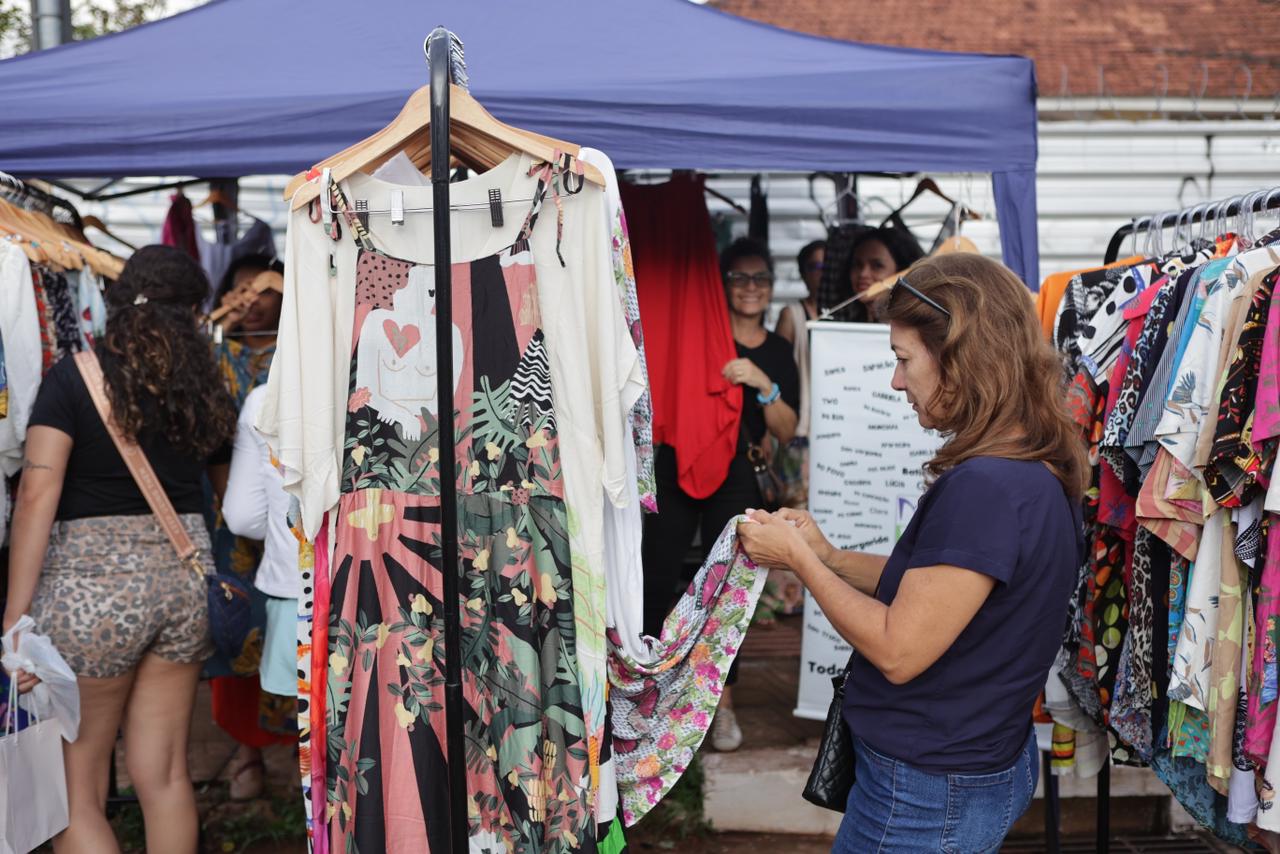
[324,171,592,853]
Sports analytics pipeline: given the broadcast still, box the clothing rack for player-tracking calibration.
[1104,187,1280,264]
[1079,189,1279,854]
[0,170,82,228]
[425,26,470,854]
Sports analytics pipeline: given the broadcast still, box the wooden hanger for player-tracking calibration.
[207,269,284,326]
[82,215,138,252]
[285,83,604,209]
[0,198,124,277]
[933,235,980,255]
[2,202,81,270]
[192,187,228,210]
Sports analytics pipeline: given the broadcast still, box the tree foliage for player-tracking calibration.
[0,0,170,59]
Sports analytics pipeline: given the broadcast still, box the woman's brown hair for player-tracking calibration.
[882,253,1088,499]
[100,245,238,459]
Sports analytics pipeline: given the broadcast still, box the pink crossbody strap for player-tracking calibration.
[72,351,203,577]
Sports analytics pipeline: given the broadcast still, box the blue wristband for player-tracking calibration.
[757,382,781,406]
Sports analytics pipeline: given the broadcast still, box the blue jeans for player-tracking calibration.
[833,728,1038,853]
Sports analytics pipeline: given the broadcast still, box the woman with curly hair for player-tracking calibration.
[739,253,1086,852]
[3,245,237,853]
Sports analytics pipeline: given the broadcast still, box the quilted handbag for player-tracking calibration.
[802,661,855,812]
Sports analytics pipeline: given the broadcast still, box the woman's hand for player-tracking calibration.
[774,508,835,564]
[1,628,42,694]
[12,669,40,694]
[737,509,813,570]
[722,358,770,394]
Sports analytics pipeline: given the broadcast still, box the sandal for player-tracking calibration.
[228,757,266,801]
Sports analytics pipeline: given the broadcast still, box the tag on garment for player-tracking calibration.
[489,189,503,228]
[390,190,405,226]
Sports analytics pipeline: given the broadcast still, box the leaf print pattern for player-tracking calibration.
[325,181,593,852]
[1204,271,1277,506]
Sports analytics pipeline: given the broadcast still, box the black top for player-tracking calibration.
[27,356,231,521]
[735,331,800,448]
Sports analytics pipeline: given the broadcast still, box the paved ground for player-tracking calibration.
[72,614,1243,852]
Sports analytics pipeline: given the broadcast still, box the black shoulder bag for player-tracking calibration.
[802,656,856,811]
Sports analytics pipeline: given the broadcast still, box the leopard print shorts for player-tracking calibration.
[28,514,214,678]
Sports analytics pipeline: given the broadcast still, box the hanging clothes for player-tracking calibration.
[260,152,646,852]
[1045,221,1280,847]
[76,267,106,349]
[206,336,296,747]
[324,172,593,852]
[0,242,41,479]
[618,175,740,500]
[161,191,200,261]
[1037,256,1145,340]
[607,518,765,824]
[579,146,657,832]
[747,174,768,249]
[41,268,82,363]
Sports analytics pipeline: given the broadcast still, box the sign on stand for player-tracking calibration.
[794,323,941,720]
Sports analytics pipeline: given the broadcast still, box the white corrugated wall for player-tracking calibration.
[61,118,1280,305]
[700,118,1280,307]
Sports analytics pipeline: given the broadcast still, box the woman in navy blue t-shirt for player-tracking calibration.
[739,253,1087,853]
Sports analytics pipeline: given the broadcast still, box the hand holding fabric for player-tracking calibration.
[737,508,811,570]
[773,508,835,564]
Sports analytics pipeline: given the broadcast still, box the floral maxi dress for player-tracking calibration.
[325,171,593,853]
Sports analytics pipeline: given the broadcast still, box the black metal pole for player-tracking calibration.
[427,26,469,854]
[1042,751,1061,854]
[1096,761,1110,854]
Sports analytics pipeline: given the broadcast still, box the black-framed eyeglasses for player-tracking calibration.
[890,276,951,319]
[726,271,775,288]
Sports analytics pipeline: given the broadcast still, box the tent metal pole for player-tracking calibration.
[81,177,207,202]
[427,25,470,854]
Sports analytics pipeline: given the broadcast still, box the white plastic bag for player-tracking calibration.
[1,616,79,742]
[0,682,70,853]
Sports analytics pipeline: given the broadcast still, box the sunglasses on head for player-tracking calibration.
[890,276,951,319]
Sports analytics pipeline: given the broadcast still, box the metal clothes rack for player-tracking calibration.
[425,25,469,854]
[1080,184,1280,854]
[1104,186,1280,264]
[0,169,83,227]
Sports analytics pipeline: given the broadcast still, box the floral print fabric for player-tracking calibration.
[606,192,656,513]
[324,176,594,851]
[606,519,765,824]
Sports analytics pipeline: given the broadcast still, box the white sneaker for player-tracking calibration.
[711,705,743,752]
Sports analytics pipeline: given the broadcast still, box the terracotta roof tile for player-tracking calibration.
[709,0,1280,100]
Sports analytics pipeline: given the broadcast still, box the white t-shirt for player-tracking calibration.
[258,153,642,537]
[579,148,647,661]
[0,242,42,478]
[226,386,298,598]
